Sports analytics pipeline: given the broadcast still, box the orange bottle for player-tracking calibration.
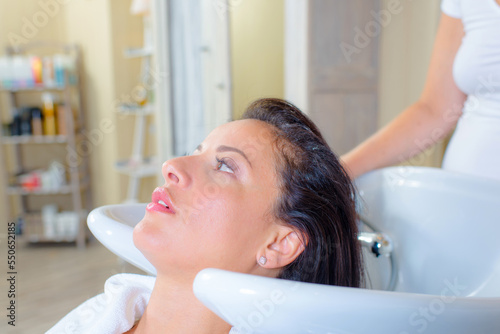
[42,93,57,136]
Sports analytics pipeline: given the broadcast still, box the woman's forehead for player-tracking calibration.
[200,120,278,171]
[206,119,275,145]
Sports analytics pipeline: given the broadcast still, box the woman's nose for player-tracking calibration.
[162,157,191,188]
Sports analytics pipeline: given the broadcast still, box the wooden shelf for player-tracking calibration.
[1,135,68,144]
[123,47,153,58]
[117,103,154,115]
[115,157,157,177]
[0,85,74,92]
[0,43,90,249]
[7,185,72,195]
[6,181,88,195]
[26,234,78,244]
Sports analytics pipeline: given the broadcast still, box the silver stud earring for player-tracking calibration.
[258,256,267,266]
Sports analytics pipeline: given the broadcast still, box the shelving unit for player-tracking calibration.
[114,42,157,203]
[114,101,157,202]
[0,43,91,248]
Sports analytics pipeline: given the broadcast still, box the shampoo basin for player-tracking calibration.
[88,167,500,333]
[87,203,156,276]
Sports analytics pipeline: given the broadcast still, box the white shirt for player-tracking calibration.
[440,0,500,180]
[442,0,500,108]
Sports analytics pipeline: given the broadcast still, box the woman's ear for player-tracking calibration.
[258,227,306,269]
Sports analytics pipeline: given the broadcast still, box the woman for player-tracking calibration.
[47,98,362,334]
[342,0,500,180]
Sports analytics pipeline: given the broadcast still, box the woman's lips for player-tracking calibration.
[146,187,176,214]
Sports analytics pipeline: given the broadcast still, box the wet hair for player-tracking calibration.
[242,98,362,288]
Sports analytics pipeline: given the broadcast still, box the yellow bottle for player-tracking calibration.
[42,93,57,136]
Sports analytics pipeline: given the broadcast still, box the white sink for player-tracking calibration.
[87,203,156,276]
[88,167,500,333]
[355,166,500,297]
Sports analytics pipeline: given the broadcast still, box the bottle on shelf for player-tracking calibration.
[10,108,21,136]
[56,103,68,136]
[0,54,76,90]
[53,54,66,87]
[31,56,43,85]
[31,107,43,136]
[0,56,12,88]
[20,107,32,135]
[42,204,58,239]
[42,93,57,136]
[12,56,33,88]
[0,43,90,247]
[42,56,55,87]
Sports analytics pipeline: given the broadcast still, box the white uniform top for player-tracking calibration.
[440,0,500,180]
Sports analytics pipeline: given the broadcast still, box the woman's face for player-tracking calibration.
[133,119,281,279]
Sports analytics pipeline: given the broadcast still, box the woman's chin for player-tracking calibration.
[132,219,164,261]
[131,222,142,251]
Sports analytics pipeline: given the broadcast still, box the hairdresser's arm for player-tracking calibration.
[341,13,467,179]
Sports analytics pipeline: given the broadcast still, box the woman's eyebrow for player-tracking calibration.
[216,145,253,167]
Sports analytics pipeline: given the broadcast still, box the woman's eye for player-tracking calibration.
[216,158,234,174]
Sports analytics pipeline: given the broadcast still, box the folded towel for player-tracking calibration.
[46,273,239,334]
[46,273,154,334]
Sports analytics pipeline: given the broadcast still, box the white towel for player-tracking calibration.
[46,273,239,334]
[46,273,154,334]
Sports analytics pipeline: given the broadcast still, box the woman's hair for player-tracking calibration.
[242,98,362,288]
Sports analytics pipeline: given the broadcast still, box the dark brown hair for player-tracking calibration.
[242,98,362,287]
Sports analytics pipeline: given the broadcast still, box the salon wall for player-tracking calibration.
[378,0,443,167]
[64,0,153,204]
[59,0,155,205]
[62,0,121,207]
[64,0,154,205]
[106,0,157,203]
[230,0,443,167]
[0,1,66,47]
[230,0,285,119]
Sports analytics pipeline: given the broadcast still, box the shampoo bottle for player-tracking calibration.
[42,93,57,136]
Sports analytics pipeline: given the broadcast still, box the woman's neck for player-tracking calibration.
[131,274,232,334]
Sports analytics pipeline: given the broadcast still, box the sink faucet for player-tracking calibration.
[358,231,393,257]
[357,216,398,291]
